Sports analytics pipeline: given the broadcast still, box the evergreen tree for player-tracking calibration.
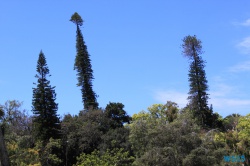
[70,12,98,110]
[182,35,213,127]
[32,51,60,143]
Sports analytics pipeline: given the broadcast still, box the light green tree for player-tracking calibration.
[75,148,134,166]
[236,114,250,165]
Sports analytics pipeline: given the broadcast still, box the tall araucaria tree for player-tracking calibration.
[182,35,213,127]
[70,12,98,111]
[32,51,60,143]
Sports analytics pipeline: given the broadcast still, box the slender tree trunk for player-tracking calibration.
[0,127,10,166]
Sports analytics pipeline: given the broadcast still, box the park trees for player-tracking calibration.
[0,100,34,166]
[182,35,213,127]
[70,12,98,110]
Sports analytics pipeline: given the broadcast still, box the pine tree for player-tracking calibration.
[182,35,213,127]
[32,51,60,143]
[70,12,98,111]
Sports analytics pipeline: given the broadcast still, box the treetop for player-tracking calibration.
[182,35,203,59]
[70,12,83,26]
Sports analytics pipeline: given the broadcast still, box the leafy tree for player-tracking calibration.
[237,114,250,142]
[129,110,151,158]
[182,35,213,127]
[32,51,60,143]
[236,114,250,165]
[75,148,134,166]
[99,127,132,155]
[61,114,80,166]
[183,147,223,166]
[0,100,34,166]
[223,113,241,131]
[147,101,180,123]
[61,110,105,165]
[134,147,177,166]
[164,101,179,123]
[70,12,98,110]
[104,102,131,129]
[1,100,32,139]
[37,138,63,166]
[130,107,202,165]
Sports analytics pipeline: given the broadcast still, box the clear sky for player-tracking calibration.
[1,1,250,118]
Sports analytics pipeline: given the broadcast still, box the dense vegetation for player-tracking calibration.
[0,12,249,166]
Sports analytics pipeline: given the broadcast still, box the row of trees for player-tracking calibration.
[1,100,249,165]
[0,12,249,165]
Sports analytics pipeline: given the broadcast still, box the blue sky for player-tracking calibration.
[1,1,250,118]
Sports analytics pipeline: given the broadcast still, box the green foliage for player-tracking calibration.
[130,108,202,165]
[182,35,214,127]
[237,114,250,142]
[146,101,179,124]
[1,100,33,166]
[99,127,132,155]
[130,105,231,165]
[61,114,79,165]
[70,12,83,26]
[223,113,241,131]
[105,102,131,128]
[133,147,177,166]
[129,110,151,157]
[61,104,132,165]
[7,142,40,166]
[236,114,250,164]
[165,101,179,122]
[61,110,104,165]
[37,138,63,166]
[71,12,98,110]
[1,100,32,138]
[183,147,216,166]
[75,148,134,166]
[32,51,60,143]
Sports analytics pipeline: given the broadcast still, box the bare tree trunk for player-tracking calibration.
[0,128,10,166]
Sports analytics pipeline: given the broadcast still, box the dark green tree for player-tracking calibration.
[182,35,213,127]
[32,51,60,143]
[105,102,131,129]
[0,105,10,166]
[70,12,98,110]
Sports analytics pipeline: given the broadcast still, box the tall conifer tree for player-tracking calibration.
[182,35,213,127]
[70,12,98,110]
[32,51,60,143]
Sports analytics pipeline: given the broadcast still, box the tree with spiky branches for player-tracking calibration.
[182,35,213,127]
[70,12,98,111]
[32,51,60,143]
